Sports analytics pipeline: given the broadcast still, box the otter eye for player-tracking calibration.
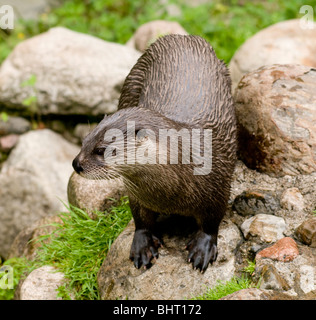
[93,148,105,156]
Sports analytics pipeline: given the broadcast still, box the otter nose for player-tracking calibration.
[72,157,83,174]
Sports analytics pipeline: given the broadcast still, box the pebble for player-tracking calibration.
[233,189,279,216]
[241,214,286,243]
[0,134,19,152]
[280,187,305,211]
[256,237,299,262]
[295,217,316,247]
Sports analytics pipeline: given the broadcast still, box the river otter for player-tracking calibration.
[72,35,237,272]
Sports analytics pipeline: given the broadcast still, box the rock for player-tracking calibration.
[220,288,271,300]
[0,134,19,152]
[0,116,31,136]
[280,187,305,211]
[230,19,316,90]
[17,266,70,300]
[234,64,316,177]
[67,171,126,215]
[0,0,59,21]
[256,237,299,262]
[240,214,286,243]
[97,217,241,300]
[254,245,316,298]
[295,217,316,247]
[8,215,62,260]
[0,129,79,258]
[0,27,141,116]
[73,123,98,143]
[126,20,188,52]
[233,189,279,216]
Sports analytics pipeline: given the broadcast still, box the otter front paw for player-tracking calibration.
[129,229,162,269]
[186,230,218,273]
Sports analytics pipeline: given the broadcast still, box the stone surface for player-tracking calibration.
[256,237,299,262]
[8,215,62,260]
[234,64,316,177]
[233,189,279,216]
[0,129,79,258]
[0,27,141,116]
[126,20,188,52]
[220,288,271,300]
[0,0,60,20]
[97,217,241,300]
[0,134,19,152]
[18,266,70,300]
[255,245,316,297]
[67,171,126,215]
[240,214,286,243]
[230,19,316,90]
[295,217,316,247]
[0,116,31,136]
[280,187,305,211]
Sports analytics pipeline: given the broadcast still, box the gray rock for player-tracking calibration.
[18,266,71,300]
[234,64,316,177]
[97,218,241,300]
[0,27,141,116]
[67,171,126,215]
[230,19,316,90]
[233,189,279,216]
[0,129,79,258]
[241,214,286,243]
[126,20,188,52]
[0,116,31,136]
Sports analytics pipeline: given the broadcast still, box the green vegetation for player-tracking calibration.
[190,259,257,300]
[1,0,315,64]
[191,276,252,300]
[0,197,132,300]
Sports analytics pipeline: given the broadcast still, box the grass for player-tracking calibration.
[1,0,316,65]
[191,276,252,300]
[0,196,132,300]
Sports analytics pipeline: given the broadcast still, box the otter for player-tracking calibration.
[72,35,237,272]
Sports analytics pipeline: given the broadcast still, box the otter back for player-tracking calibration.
[118,35,233,128]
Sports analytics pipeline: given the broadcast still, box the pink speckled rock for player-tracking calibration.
[256,237,299,262]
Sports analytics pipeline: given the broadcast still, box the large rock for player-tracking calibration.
[0,129,79,258]
[67,171,126,215]
[230,19,316,90]
[97,217,241,300]
[234,64,316,177]
[126,20,188,52]
[0,27,141,116]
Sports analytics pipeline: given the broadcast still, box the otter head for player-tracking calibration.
[72,107,169,181]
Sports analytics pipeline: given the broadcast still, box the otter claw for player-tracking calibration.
[130,229,162,270]
[186,231,218,272]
